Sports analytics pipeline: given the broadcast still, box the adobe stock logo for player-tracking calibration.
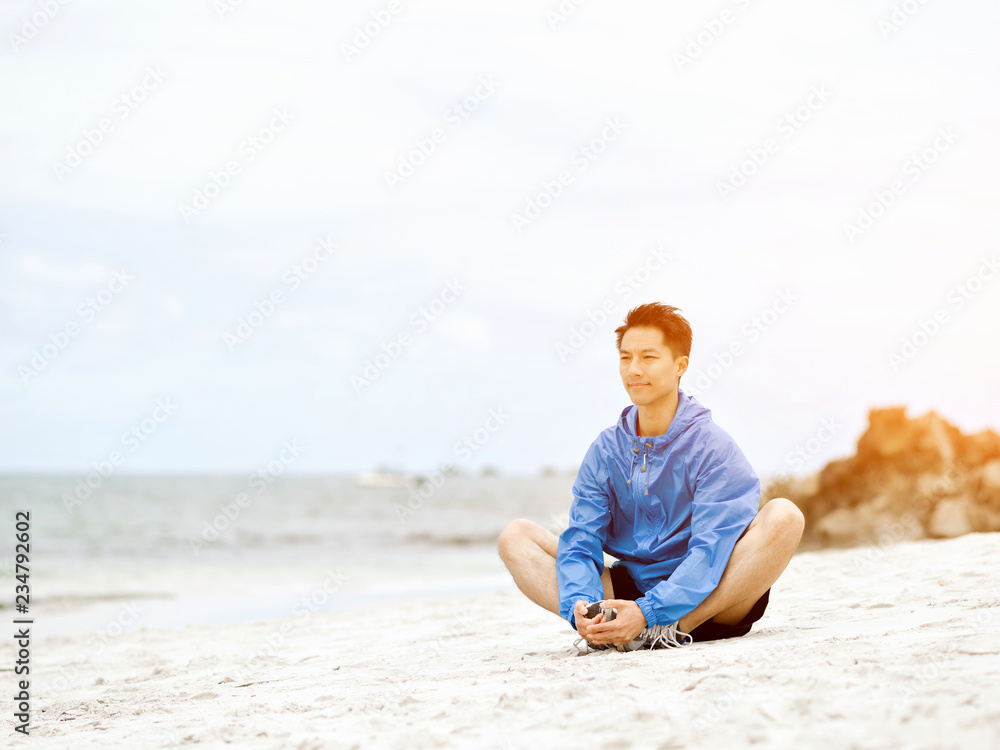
[545,0,589,29]
[178,107,295,223]
[878,0,931,40]
[887,254,998,371]
[394,407,510,523]
[51,66,168,182]
[222,236,337,353]
[341,0,411,64]
[384,75,501,192]
[214,0,248,21]
[684,289,797,398]
[351,279,466,394]
[509,116,627,234]
[843,127,959,243]
[19,269,133,384]
[716,85,832,200]
[61,397,179,514]
[8,0,72,53]
[672,0,755,72]
[555,246,671,361]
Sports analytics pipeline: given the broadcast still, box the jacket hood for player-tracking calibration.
[616,389,711,444]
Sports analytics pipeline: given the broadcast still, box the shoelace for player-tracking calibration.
[572,637,611,654]
[642,623,694,649]
[572,622,693,654]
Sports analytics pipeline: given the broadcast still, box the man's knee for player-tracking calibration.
[498,518,559,561]
[763,497,805,544]
[497,518,536,559]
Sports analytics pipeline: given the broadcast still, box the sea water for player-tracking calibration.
[0,473,576,635]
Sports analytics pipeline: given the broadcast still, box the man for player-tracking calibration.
[497,303,804,651]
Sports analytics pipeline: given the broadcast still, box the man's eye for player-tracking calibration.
[644,356,657,360]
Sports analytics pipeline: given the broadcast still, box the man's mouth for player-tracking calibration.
[629,383,649,388]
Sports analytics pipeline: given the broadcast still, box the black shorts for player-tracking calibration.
[609,562,770,643]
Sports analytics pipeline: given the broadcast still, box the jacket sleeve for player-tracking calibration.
[633,439,760,629]
[557,439,612,631]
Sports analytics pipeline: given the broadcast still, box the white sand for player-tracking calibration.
[24,533,1000,749]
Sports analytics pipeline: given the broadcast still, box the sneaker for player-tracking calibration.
[616,621,693,652]
[584,602,616,621]
[571,603,618,654]
[572,637,611,654]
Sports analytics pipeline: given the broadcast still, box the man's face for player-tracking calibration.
[618,326,688,407]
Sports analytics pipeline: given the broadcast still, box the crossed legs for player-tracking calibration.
[497,497,804,633]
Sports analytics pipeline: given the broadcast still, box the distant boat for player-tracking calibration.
[354,470,423,489]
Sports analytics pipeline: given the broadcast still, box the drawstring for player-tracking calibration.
[628,440,651,495]
[642,444,650,495]
[626,441,639,486]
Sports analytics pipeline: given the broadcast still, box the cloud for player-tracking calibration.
[17,256,109,285]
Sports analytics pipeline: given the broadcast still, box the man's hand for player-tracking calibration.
[583,599,647,647]
[573,601,605,643]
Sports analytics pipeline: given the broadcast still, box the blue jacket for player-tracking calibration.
[556,390,760,631]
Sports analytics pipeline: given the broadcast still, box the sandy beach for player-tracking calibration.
[6,1,1000,748]
[20,531,1000,750]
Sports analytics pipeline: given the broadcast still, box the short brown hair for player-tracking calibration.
[614,303,692,359]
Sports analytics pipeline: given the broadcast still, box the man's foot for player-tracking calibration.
[585,602,616,621]
[572,603,618,654]
[616,621,693,651]
[572,637,611,654]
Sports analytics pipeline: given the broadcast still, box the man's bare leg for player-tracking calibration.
[677,497,804,633]
[496,519,614,617]
[498,497,803,635]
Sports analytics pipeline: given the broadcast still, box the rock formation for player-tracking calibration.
[763,406,1000,549]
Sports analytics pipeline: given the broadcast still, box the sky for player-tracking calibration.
[1,0,998,478]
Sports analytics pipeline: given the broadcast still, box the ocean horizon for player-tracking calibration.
[0,473,577,636]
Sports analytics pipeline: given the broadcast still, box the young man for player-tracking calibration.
[497,303,804,651]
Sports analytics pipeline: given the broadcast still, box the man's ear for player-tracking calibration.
[676,355,689,378]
